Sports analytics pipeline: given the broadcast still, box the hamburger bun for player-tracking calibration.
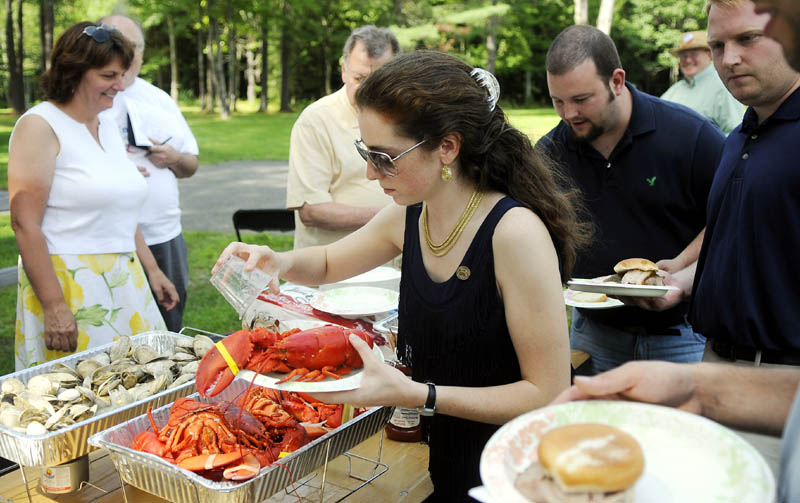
[537,423,644,493]
[571,292,608,303]
[613,258,658,274]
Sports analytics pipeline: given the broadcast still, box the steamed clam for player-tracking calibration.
[0,333,209,434]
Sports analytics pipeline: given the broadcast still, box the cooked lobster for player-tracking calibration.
[196,325,374,397]
[131,392,309,481]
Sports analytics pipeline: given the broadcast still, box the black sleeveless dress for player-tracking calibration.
[397,197,523,502]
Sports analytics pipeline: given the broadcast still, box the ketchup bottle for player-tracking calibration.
[385,361,422,442]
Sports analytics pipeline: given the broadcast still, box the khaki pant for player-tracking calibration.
[703,341,787,478]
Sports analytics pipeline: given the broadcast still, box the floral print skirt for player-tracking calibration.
[15,252,166,370]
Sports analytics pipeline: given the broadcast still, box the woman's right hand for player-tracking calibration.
[213,242,283,293]
[43,302,78,352]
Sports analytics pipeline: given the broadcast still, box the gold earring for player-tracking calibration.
[441,163,453,181]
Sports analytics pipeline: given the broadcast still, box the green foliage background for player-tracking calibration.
[1,0,710,108]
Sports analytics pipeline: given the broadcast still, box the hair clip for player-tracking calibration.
[470,67,500,112]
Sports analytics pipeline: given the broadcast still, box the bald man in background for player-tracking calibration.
[99,14,199,332]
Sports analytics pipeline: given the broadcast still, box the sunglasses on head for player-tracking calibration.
[354,138,427,177]
[81,24,119,43]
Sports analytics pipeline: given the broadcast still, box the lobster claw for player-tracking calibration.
[196,329,279,397]
[196,330,253,397]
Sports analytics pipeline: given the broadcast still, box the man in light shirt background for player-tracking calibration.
[286,26,399,250]
[661,30,744,134]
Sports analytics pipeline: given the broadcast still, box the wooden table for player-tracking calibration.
[0,434,432,503]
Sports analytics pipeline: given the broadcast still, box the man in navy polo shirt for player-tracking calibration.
[629,0,800,474]
[537,25,725,375]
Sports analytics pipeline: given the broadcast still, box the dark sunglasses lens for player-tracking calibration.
[355,143,369,162]
[84,26,111,43]
[370,153,396,176]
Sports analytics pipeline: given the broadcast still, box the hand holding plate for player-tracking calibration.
[551,360,702,415]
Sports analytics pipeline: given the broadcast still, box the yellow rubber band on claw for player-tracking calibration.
[215,341,240,376]
[278,451,290,459]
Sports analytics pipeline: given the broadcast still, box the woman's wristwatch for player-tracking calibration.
[417,381,436,416]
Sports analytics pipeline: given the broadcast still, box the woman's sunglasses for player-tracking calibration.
[354,138,427,177]
[81,24,119,43]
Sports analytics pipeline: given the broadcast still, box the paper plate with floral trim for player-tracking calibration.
[479,400,775,503]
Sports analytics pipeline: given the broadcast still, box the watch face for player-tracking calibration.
[418,406,435,417]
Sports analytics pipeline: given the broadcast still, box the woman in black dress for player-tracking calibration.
[214,51,590,501]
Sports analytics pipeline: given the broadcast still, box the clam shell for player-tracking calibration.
[180,360,200,376]
[192,335,215,358]
[92,353,111,366]
[26,421,47,436]
[44,405,70,430]
[1,378,25,396]
[110,335,133,362]
[76,359,102,379]
[27,375,55,396]
[133,345,161,365]
[168,374,194,389]
[0,405,23,428]
[56,388,81,402]
[170,352,197,362]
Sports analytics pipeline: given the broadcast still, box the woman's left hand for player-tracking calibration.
[148,269,179,310]
[309,334,421,408]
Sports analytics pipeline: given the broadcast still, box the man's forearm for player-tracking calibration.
[693,363,800,436]
[170,153,199,178]
[297,202,381,231]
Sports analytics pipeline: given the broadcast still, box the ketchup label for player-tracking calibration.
[390,407,420,428]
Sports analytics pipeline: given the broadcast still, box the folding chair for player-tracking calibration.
[232,209,296,241]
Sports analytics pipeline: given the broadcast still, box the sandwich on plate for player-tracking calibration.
[515,423,644,502]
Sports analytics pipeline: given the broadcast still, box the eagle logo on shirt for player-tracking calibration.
[646,176,657,186]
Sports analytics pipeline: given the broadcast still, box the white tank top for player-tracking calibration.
[15,102,147,254]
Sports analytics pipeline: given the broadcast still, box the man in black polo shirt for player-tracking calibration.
[537,25,725,375]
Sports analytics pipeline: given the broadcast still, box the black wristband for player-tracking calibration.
[418,381,436,416]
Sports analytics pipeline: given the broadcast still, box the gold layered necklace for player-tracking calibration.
[422,189,484,257]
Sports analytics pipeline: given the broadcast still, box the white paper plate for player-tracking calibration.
[319,266,401,292]
[480,400,775,503]
[310,286,399,319]
[236,344,384,393]
[563,289,624,309]
[567,278,679,298]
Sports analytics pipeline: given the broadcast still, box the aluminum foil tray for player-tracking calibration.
[0,331,200,466]
[88,379,392,503]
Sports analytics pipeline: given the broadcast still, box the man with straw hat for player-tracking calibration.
[661,30,743,134]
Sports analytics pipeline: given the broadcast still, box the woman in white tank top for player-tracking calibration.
[8,22,179,370]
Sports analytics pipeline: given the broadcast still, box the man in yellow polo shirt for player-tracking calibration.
[661,30,743,134]
[286,26,399,249]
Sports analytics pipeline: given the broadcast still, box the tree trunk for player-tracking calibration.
[596,0,615,34]
[16,0,25,107]
[167,15,179,102]
[279,2,292,113]
[394,0,404,25]
[246,45,256,102]
[6,0,25,114]
[486,0,498,74]
[574,0,588,25]
[259,19,268,113]
[226,0,237,111]
[207,1,230,118]
[197,0,206,110]
[524,69,532,104]
[39,0,54,73]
